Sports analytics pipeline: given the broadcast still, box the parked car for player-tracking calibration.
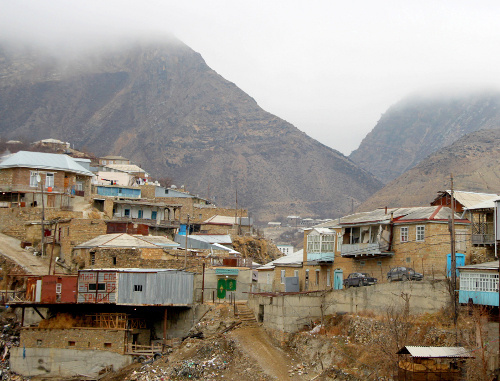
[343,272,378,288]
[387,267,423,282]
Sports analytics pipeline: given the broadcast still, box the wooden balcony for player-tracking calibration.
[471,234,495,245]
[341,242,393,258]
[111,217,180,228]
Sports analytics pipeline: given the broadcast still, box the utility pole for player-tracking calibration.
[38,171,45,257]
[450,174,458,339]
[184,214,190,269]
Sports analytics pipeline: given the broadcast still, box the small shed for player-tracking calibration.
[77,269,194,306]
[396,346,472,380]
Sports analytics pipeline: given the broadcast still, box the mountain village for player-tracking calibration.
[0,138,496,380]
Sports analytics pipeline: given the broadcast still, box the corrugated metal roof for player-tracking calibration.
[74,233,172,249]
[334,206,465,226]
[105,164,146,173]
[258,251,303,270]
[398,346,472,358]
[133,235,179,248]
[458,260,499,271]
[0,151,93,176]
[466,198,500,210]
[185,234,232,244]
[439,190,499,209]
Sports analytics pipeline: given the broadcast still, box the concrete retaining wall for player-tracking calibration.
[248,280,450,333]
[10,347,133,378]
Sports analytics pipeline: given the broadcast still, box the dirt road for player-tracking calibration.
[0,232,49,275]
[229,326,311,380]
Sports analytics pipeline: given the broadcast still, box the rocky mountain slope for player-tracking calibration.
[349,92,500,183]
[0,39,382,220]
[357,129,500,211]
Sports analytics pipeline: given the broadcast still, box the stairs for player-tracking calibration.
[235,303,259,328]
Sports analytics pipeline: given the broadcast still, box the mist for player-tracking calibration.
[2,0,500,155]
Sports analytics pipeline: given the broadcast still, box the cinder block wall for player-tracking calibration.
[20,328,127,354]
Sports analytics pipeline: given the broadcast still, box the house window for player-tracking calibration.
[377,261,382,266]
[151,211,157,220]
[416,225,425,242]
[68,341,76,347]
[90,252,96,266]
[112,256,117,265]
[460,273,499,292]
[37,340,42,346]
[45,173,54,188]
[102,160,107,165]
[294,270,299,278]
[406,257,411,263]
[280,270,285,284]
[134,285,143,292]
[307,232,335,253]
[337,233,342,252]
[400,226,409,242]
[56,283,62,294]
[360,261,365,266]
[266,273,271,285]
[327,269,331,287]
[124,209,130,217]
[138,210,143,218]
[315,270,320,285]
[30,171,38,187]
[104,343,112,348]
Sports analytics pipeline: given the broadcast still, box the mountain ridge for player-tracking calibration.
[0,39,382,220]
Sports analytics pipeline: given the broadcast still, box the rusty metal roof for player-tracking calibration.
[434,190,499,209]
[397,346,472,358]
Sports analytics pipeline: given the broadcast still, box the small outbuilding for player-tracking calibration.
[396,346,472,380]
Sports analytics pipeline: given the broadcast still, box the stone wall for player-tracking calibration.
[10,347,133,378]
[20,328,127,354]
[248,280,451,333]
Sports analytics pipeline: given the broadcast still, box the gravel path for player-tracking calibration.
[0,232,49,275]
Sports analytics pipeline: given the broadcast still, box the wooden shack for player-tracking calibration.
[397,346,472,380]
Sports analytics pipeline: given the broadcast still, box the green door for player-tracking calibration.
[226,278,237,291]
[217,278,227,299]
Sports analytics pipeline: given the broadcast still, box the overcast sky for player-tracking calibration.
[2,1,500,155]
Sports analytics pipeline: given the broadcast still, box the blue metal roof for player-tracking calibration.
[0,151,93,176]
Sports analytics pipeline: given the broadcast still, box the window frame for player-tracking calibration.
[280,270,286,285]
[400,226,409,243]
[416,225,425,242]
[30,171,39,187]
[45,173,55,188]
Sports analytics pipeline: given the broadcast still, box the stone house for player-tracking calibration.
[432,190,499,262]
[256,250,303,293]
[0,151,94,209]
[301,206,471,291]
[72,233,180,269]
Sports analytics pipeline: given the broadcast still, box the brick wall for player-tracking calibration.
[20,328,127,354]
[58,219,108,258]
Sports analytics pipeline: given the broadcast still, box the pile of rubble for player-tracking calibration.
[0,309,22,381]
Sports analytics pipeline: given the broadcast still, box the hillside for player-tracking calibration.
[349,92,500,183]
[0,39,382,220]
[357,129,500,211]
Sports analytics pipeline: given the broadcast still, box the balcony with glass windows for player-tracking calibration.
[341,242,393,258]
[306,232,335,265]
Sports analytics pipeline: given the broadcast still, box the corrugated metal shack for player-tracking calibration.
[78,269,194,306]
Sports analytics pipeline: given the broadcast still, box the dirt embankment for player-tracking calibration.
[231,236,283,264]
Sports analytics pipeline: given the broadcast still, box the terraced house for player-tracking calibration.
[301,206,470,291]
